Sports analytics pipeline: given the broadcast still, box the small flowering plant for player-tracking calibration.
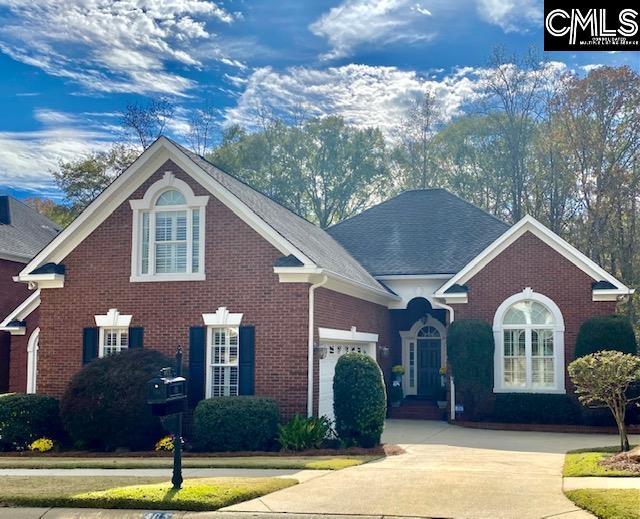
[439,365,447,376]
[28,438,54,453]
[391,365,405,375]
[155,435,174,452]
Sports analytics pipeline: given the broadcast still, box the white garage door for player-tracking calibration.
[318,342,375,423]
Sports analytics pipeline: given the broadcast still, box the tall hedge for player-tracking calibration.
[447,319,494,419]
[60,349,170,451]
[333,353,386,448]
[574,315,637,359]
[193,397,279,451]
[0,394,62,451]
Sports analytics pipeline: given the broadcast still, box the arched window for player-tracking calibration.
[130,172,208,281]
[493,289,565,393]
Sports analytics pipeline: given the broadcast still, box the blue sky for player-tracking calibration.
[0,0,638,200]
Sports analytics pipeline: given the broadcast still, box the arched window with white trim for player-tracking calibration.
[130,172,209,281]
[493,288,565,394]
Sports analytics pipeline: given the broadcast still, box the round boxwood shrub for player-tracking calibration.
[0,393,62,451]
[574,315,637,359]
[447,319,494,419]
[193,396,279,452]
[60,349,170,451]
[333,353,386,448]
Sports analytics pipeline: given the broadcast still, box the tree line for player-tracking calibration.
[31,52,640,324]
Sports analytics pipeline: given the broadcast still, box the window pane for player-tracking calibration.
[532,358,554,387]
[141,212,149,274]
[504,301,553,326]
[417,326,439,338]
[210,327,239,397]
[503,329,525,387]
[504,303,527,325]
[103,328,129,356]
[156,190,186,206]
[530,302,553,325]
[192,209,200,273]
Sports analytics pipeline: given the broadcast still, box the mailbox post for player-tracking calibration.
[147,346,187,490]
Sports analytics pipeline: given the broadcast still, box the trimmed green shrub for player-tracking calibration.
[492,394,581,425]
[60,349,170,451]
[0,393,62,451]
[447,319,494,419]
[333,353,386,448]
[193,397,279,452]
[277,415,331,451]
[574,315,637,359]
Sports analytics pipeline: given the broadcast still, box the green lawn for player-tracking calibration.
[564,446,639,477]
[0,476,296,511]
[0,455,378,470]
[565,489,640,519]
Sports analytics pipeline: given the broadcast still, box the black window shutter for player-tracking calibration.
[82,327,98,364]
[128,327,144,349]
[238,325,255,396]
[189,326,206,406]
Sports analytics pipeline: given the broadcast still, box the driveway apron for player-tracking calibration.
[223,420,639,519]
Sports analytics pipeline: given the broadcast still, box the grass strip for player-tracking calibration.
[0,455,377,470]
[0,476,296,511]
[565,489,640,519]
[564,446,639,477]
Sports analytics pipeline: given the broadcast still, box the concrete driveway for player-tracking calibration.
[223,419,640,519]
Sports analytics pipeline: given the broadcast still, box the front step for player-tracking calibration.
[388,400,446,420]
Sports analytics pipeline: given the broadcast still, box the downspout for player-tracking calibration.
[308,274,329,417]
[438,301,456,421]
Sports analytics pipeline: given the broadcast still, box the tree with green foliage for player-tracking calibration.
[333,353,386,447]
[51,144,138,216]
[569,351,640,451]
[24,197,75,228]
[575,315,638,359]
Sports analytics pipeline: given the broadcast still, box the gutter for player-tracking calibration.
[308,274,328,417]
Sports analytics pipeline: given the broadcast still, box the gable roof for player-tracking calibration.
[18,137,390,299]
[0,196,60,263]
[435,214,633,299]
[327,189,510,276]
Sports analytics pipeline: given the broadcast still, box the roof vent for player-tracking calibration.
[0,196,10,225]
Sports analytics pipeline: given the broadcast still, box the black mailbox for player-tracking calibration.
[147,368,187,416]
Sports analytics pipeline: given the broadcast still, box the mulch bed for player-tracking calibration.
[0,444,403,458]
[599,452,640,474]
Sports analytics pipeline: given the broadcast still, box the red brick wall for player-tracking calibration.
[0,258,31,393]
[0,259,29,319]
[456,231,618,390]
[8,308,39,393]
[314,288,391,414]
[37,160,311,417]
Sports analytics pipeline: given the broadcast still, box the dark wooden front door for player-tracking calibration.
[417,339,441,399]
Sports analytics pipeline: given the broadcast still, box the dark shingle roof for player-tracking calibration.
[0,196,60,262]
[327,189,510,276]
[173,141,387,294]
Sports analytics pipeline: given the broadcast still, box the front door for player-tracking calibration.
[417,339,440,398]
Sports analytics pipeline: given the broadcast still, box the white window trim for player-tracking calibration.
[130,171,209,282]
[493,288,566,394]
[400,316,447,396]
[203,309,243,398]
[26,327,39,394]
[95,309,133,358]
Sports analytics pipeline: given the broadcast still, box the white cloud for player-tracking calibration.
[582,64,604,72]
[0,0,241,96]
[309,0,446,60]
[476,0,541,33]
[225,64,488,137]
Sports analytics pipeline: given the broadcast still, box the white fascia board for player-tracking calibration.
[0,290,41,333]
[435,215,631,298]
[440,293,468,304]
[18,137,313,284]
[19,273,64,288]
[592,288,635,302]
[319,326,378,343]
[274,267,400,306]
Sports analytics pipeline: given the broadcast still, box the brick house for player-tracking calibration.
[1,137,633,421]
[0,196,59,393]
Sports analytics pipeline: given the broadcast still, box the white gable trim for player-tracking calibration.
[435,215,633,302]
[0,290,40,335]
[18,137,314,286]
